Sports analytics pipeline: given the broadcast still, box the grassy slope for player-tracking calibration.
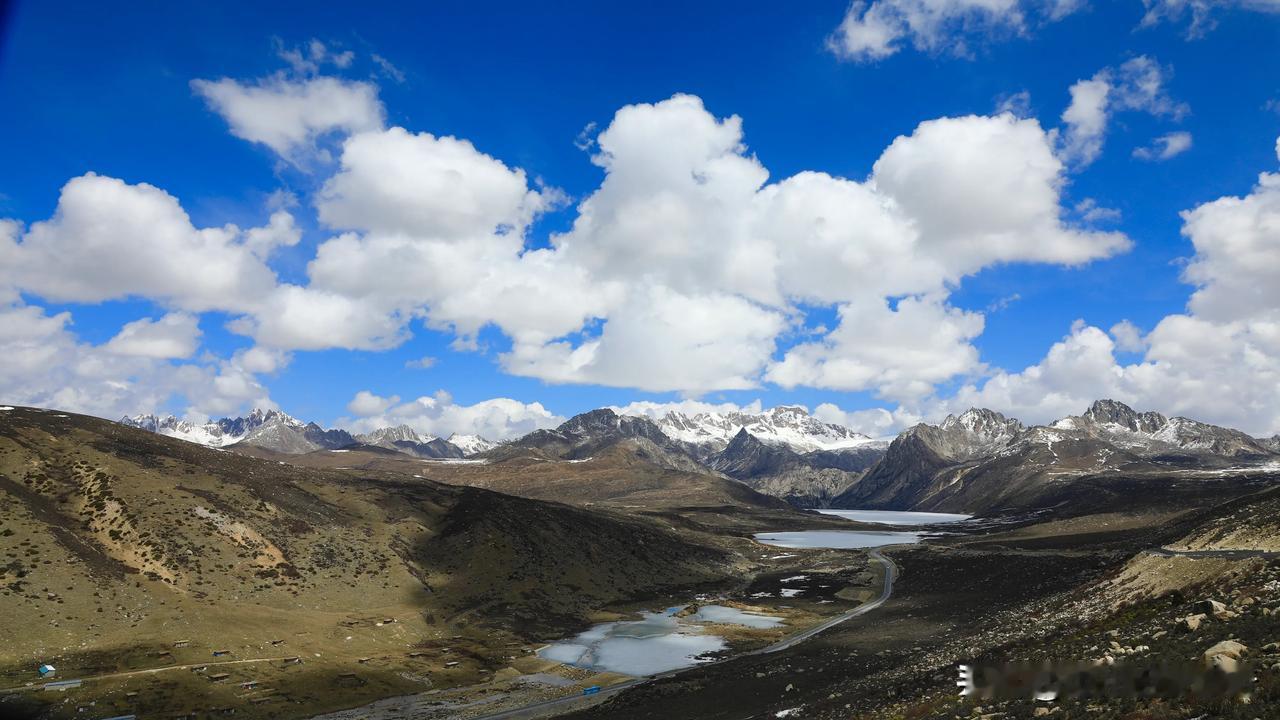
[0,407,743,718]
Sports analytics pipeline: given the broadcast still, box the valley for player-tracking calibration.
[3,400,1279,720]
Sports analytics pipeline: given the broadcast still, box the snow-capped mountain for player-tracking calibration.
[833,399,1279,513]
[448,433,498,456]
[644,405,880,454]
[121,408,294,448]
[121,409,355,454]
[1046,399,1273,457]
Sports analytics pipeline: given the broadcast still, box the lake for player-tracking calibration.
[538,605,782,676]
[815,509,972,525]
[753,509,971,549]
[753,529,925,549]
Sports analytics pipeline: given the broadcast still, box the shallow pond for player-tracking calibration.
[538,605,782,676]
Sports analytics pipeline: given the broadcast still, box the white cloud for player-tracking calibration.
[0,302,273,421]
[611,398,765,420]
[1075,198,1123,223]
[276,38,354,75]
[405,356,437,370]
[371,54,406,83]
[767,296,986,400]
[0,174,278,313]
[243,210,302,258]
[828,0,1027,62]
[826,0,1086,62]
[1140,0,1280,37]
[1058,56,1187,167]
[2,85,1131,416]
[502,284,787,394]
[192,75,384,161]
[941,135,1280,436]
[813,402,923,438]
[238,285,410,351]
[1180,161,1280,321]
[1134,130,1193,161]
[347,390,399,416]
[1109,319,1148,352]
[104,313,202,359]
[338,390,563,440]
[316,127,553,239]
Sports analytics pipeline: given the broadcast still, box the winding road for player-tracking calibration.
[469,549,899,720]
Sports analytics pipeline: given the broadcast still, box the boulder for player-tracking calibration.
[1195,599,1227,615]
[1181,613,1208,631]
[1203,639,1248,673]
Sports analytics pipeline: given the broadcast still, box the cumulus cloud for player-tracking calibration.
[201,94,1125,399]
[347,390,399,416]
[104,313,202,359]
[337,390,563,440]
[316,127,554,239]
[0,303,273,421]
[941,135,1280,435]
[767,297,985,400]
[813,402,923,438]
[192,74,384,161]
[1109,319,1148,352]
[0,174,279,313]
[1058,56,1187,167]
[3,75,1135,419]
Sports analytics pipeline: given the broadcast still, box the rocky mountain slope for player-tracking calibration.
[833,400,1278,514]
[707,429,884,506]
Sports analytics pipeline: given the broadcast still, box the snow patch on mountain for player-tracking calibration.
[448,433,498,455]
[643,405,879,453]
[120,408,300,448]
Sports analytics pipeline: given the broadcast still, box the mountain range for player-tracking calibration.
[121,399,1279,514]
[120,410,496,458]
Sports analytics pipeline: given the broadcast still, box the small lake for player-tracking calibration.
[753,530,925,549]
[538,605,782,676]
[815,509,972,525]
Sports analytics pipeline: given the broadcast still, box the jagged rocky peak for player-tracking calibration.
[1080,399,1167,434]
[559,408,626,437]
[940,408,1025,440]
[358,424,429,445]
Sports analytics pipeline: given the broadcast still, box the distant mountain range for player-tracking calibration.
[120,399,1279,513]
[120,410,493,458]
[834,400,1279,513]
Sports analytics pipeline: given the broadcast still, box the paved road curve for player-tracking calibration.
[470,550,899,720]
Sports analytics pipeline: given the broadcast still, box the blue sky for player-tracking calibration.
[2,1,1280,438]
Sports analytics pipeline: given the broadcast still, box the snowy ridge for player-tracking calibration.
[120,408,302,448]
[644,405,879,453]
[448,433,498,455]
